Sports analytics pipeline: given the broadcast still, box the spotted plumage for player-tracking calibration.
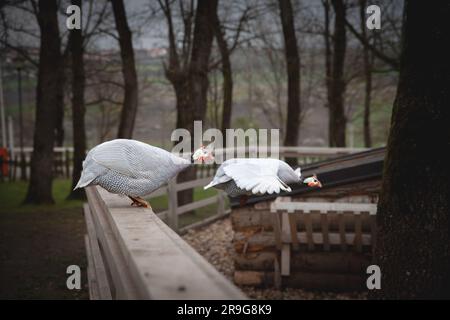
[75,139,192,197]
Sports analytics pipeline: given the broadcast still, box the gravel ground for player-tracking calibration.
[182,217,367,300]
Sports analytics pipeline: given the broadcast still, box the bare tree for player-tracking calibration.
[67,0,86,200]
[211,8,232,136]
[111,0,138,139]
[24,0,62,204]
[159,0,218,206]
[328,0,347,147]
[278,0,300,165]
[359,0,373,147]
[322,0,332,109]
[373,0,450,299]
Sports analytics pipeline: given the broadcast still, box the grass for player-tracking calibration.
[0,179,88,299]
[0,179,84,213]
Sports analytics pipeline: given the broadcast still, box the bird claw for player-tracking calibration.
[129,196,152,209]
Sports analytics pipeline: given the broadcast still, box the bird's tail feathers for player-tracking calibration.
[73,172,96,190]
[204,181,215,190]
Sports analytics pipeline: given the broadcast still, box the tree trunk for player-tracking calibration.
[278,0,300,166]
[212,9,233,141]
[323,0,332,110]
[372,1,450,299]
[55,68,65,147]
[24,0,62,204]
[360,0,372,148]
[111,0,138,139]
[176,0,217,207]
[328,0,346,147]
[67,0,86,200]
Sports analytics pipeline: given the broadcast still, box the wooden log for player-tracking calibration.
[234,270,365,291]
[231,208,373,233]
[234,251,371,273]
[233,231,372,254]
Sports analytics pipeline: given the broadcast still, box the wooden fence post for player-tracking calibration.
[65,149,70,179]
[167,178,178,232]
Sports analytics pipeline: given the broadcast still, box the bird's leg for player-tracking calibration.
[128,196,152,209]
[239,195,248,207]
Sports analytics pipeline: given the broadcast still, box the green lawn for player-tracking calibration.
[0,179,84,213]
[0,179,88,299]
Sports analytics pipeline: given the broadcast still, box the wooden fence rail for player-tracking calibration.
[0,146,369,182]
[84,185,247,300]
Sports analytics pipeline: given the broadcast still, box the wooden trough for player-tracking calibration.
[230,149,384,291]
[83,185,246,300]
[232,197,377,291]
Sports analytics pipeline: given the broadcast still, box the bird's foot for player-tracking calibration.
[129,196,152,210]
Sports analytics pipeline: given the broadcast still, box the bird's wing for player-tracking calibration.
[204,163,232,189]
[91,140,185,178]
[222,159,291,195]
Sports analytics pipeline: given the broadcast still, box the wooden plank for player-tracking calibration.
[281,244,290,276]
[84,235,100,300]
[86,187,141,299]
[233,231,372,253]
[91,186,246,300]
[304,213,315,251]
[354,212,363,253]
[83,204,112,300]
[280,212,291,276]
[339,213,347,251]
[167,178,178,231]
[234,270,365,291]
[175,177,214,192]
[273,257,281,289]
[176,195,218,215]
[235,251,370,273]
[147,186,168,199]
[232,209,374,232]
[321,212,330,251]
[271,213,282,250]
[273,202,377,215]
[370,214,377,255]
[288,213,299,250]
[156,210,169,221]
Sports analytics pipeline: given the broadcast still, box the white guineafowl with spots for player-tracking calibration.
[74,139,213,208]
[204,158,322,206]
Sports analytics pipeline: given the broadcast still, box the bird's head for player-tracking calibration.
[192,145,214,163]
[303,174,322,188]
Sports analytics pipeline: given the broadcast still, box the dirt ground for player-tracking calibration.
[0,208,89,300]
